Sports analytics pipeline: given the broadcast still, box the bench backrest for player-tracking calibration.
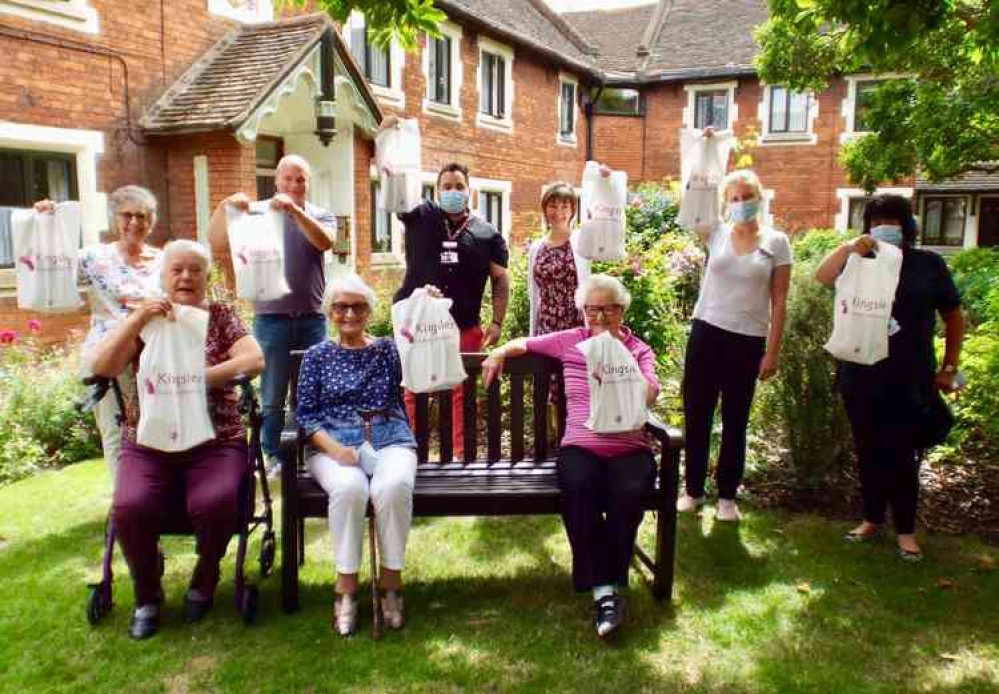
[286,348,567,466]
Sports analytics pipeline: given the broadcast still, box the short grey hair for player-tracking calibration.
[276,154,312,178]
[321,273,377,315]
[108,185,158,232]
[574,273,632,312]
[161,239,212,279]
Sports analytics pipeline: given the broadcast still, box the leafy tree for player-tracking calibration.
[755,0,999,192]
[280,0,445,49]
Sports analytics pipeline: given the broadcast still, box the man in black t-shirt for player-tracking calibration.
[394,161,510,455]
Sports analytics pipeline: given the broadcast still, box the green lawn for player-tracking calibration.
[0,460,997,694]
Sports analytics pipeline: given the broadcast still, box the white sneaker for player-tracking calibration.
[716,499,742,522]
[264,455,282,481]
[677,493,705,513]
[333,593,358,636]
[381,590,405,630]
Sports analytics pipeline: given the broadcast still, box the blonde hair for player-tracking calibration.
[721,169,764,222]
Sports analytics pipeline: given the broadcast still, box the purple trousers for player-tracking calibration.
[113,439,247,606]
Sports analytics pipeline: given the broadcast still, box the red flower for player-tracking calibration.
[27,319,42,332]
[0,330,17,345]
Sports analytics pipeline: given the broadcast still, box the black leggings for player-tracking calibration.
[557,446,655,591]
[682,319,765,500]
[842,391,920,534]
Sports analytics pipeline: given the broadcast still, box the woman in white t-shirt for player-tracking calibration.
[678,168,792,521]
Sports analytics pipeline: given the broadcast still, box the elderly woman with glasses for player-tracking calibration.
[91,240,265,640]
[296,274,418,637]
[35,185,164,481]
[482,274,660,639]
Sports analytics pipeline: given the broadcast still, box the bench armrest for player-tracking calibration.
[646,413,684,450]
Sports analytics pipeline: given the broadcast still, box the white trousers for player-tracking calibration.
[92,373,135,484]
[307,445,417,574]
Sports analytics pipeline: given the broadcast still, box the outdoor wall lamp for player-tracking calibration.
[315,30,337,147]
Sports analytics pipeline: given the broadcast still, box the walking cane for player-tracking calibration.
[359,409,389,640]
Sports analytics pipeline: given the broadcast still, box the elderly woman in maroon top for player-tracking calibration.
[91,240,264,640]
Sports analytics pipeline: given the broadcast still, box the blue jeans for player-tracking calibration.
[254,313,328,458]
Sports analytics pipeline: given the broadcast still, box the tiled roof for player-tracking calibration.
[916,168,999,192]
[564,0,769,82]
[438,0,598,75]
[561,4,656,75]
[141,14,342,134]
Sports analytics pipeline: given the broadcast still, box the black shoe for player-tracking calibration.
[594,595,626,638]
[183,592,214,622]
[128,608,160,640]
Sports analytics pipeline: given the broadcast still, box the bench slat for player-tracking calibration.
[510,373,525,462]
[532,374,549,461]
[487,379,502,462]
[463,371,477,462]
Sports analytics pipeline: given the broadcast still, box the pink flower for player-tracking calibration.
[0,330,17,345]
[27,319,42,332]
[631,196,644,208]
[630,261,643,276]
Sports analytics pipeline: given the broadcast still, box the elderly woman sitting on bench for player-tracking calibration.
[296,273,418,637]
[483,273,660,639]
[91,240,264,640]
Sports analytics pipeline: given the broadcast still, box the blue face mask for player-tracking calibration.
[727,199,760,224]
[870,225,904,247]
[439,189,468,214]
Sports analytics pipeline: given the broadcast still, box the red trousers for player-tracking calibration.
[404,324,484,459]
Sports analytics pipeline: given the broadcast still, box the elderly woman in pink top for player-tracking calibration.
[482,273,659,639]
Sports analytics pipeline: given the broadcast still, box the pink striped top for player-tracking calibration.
[526,326,660,457]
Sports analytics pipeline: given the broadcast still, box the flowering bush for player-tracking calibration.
[0,322,101,485]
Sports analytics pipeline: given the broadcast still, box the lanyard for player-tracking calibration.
[444,215,470,242]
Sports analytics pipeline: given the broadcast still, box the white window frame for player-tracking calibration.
[194,156,210,247]
[476,37,514,134]
[422,21,464,122]
[758,84,818,146]
[0,121,105,289]
[557,73,579,147]
[761,188,776,228]
[683,81,739,131]
[840,74,905,143]
[919,194,974,250]
[367,165,404,265]
[470,177,511,240]
[0,0,98,33]
[834,186,913,232]
[343,11,406,109]
[207,0,273,23]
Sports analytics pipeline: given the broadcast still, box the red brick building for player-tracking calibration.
[1,0,994,337]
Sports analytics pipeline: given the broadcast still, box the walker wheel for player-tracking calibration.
[259,532,276,578]
[241,584,259,625]
[86,584,113,626]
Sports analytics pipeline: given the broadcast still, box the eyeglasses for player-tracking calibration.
[119,211,150,224]
[330,302,370,316]
[583,304,623,317]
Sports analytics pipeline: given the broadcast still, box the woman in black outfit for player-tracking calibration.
[815,195,965,561]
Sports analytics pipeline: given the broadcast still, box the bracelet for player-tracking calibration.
[490,320,503,329]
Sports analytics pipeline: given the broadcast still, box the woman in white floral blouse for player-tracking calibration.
[35,185,163,480]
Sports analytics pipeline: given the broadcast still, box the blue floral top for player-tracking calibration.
[296,338,415,451]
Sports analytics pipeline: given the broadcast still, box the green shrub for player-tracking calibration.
[951,315,999,448]
[948,247,999,326]
[752,230,853,489]
[0,328,101,485]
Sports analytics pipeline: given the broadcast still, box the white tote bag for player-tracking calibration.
[391,288,467,394]
[11,201,83,312]
[136,305,215,452]
[823,243,903,365]
[576,331,648,433]
[375,118,422,213]
[226,204,291,301]
[578,161,627,261]
[678,128,735,230]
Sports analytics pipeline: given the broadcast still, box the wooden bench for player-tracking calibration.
[279,349,683,612]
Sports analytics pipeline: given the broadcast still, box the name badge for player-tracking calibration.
[440,240,459,265]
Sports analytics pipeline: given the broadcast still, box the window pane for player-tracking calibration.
[350,26,367,74]
[923,199,943,244]
[369,36,389,87]
[788,91,809,132]
[255,138,281,169]
[769,86,787,132]
[854,81,879,132]
[694,93,710,129]
[433,37,451,104]
[848,197,868,232]
[0,151,27,207]
[422,183,436,201]
[595,88,641,115]
[942,198,966,246]
[560,83,574,135]
[480,53,494,115]
[256,175,276,201]
[495,56,505,118]
[39,158,72,202]
[712,92,728,129]
[371,181,391,253]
